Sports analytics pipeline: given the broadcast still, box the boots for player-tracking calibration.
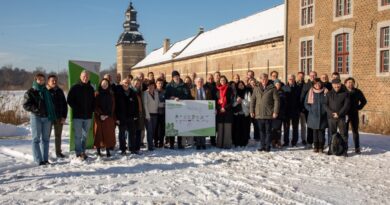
[169,138,175,149]
[106,148,111,158]
[97,148,102,157]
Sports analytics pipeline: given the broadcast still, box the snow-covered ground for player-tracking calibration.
[0,122,389,205]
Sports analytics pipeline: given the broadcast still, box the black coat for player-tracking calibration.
[115,86,139,123]
[276,89,287,120]
[347,88,367,116]
[23,88,48,117]
[300,80,313,112]
[325,89,350,119]
[285,83,302,118]
[165,82,191,100]
[48,86,67,119]
[67,81,95,119]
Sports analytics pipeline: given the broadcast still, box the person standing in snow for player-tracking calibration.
[93,79,116,158]
[325,79,350,157]
[143,80,160,151]
[67,71,95,160]
[304,78,328,153]
[344,77,367,154]
[47,74,67,158]
[250,73,280,152]
[23,73,57,165]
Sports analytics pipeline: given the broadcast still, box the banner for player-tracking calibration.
[165,100,216,136]
[68,60,100,151]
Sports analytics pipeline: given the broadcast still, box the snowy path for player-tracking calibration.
[0,130,389,204]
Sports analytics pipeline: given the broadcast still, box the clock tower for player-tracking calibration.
[116,2,146,78]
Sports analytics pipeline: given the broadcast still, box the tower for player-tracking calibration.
[116,2,146,78]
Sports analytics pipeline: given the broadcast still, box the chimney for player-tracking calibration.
[198,27,204,34]
[163,38,170,54]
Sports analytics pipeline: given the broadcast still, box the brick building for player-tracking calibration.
[131,4,285,81]
[286,0,390,124]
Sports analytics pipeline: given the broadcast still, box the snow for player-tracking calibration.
[133,4,284,68]
[0,122,389,204]
[0,123,30,137]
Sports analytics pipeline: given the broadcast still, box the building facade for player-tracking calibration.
[131,4,286,81]
[286,0,390,124]
[116,2,146,79]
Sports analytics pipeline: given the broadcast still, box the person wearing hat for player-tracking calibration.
[165,70,191,149]
[324,78,350,157]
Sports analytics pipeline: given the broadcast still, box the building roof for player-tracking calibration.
[133,4,284,69]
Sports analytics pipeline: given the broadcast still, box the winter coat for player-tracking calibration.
[93,90,116,149]
[143,90,160,120]
[115,86,138,123]
[305,91,328,129]
[250,82,280,119]
[276,89,287,120]
[67,81,95,119]
[325,89,350,119]
[232,89,251,117]
[48,86,67,120]
[300,80,314,112]
[23,88,48,117]
[285,83,302,118]
[165,82,191,100]
[347,88,367,116]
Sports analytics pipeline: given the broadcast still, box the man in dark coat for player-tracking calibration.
[345,77,367,154]
[47,74,67,158]
[115,78,139,155]
[283,74,301,146]
[325,79,350,157]
[250,73,280,152]
[165,70,191,149]
[67,71,95,160]
[300,71,317,147]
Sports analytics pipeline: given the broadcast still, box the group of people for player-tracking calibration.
[23,68,367,165]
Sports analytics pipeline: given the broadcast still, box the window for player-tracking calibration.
[301,0,314,26]
[300,39,313,75]
[379,0,390,11]
[380,27,390,73]
[335,33,350,74]
[336,0,351,17]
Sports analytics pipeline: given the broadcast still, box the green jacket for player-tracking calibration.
[250,83,280,119]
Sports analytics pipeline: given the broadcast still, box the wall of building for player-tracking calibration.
[116,44,146,78]
[287,0,390,124]
[132,39,284,82]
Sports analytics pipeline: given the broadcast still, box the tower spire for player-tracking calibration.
[117,1,145,45]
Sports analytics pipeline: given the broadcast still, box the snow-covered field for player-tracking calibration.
[0,122,389,205]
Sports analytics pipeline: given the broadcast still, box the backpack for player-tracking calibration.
[331,132,345,156]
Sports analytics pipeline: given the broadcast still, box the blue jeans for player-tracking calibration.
[30,115,52,164]
[146,114,158,150]
[73,119,91,155]
[257,119,272,150]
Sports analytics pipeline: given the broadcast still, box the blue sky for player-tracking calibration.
[0,0,283,72]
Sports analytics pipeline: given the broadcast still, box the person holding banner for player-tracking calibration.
[93,79,116,157]
[165,70,191,149]
[216,75,234,149]
[190,77,213,150]
[67,71,95,160]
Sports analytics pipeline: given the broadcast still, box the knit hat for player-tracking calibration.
[273,79,282,85]
[172,70,180,78]
[331,79,341,84]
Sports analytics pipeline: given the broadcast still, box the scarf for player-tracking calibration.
[97,88,113,116]
[307,87,324,104]
[32,81,56,121]
[217,84,228,109]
